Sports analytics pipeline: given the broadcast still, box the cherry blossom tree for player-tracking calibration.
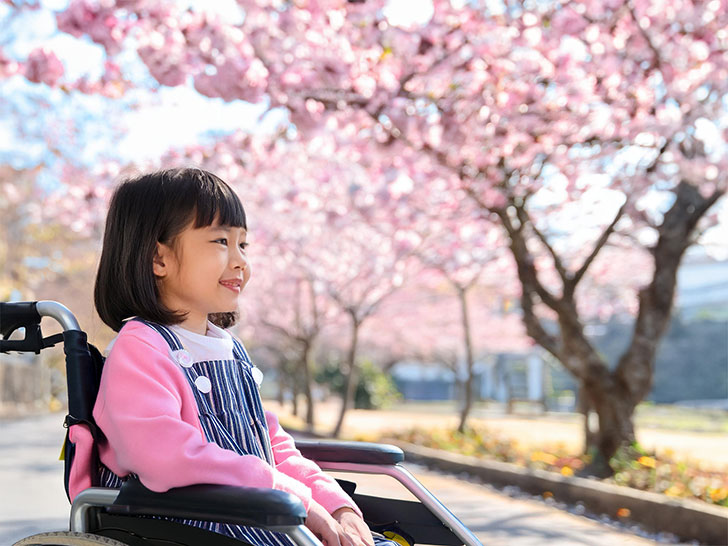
[247,261,329,430]
[419,227,510,432]
[390,182,514,430]
[6,0,727,465]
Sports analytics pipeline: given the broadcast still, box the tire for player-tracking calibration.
[13,531,129,546]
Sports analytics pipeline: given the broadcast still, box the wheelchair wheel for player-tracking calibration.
[13,531,129,546]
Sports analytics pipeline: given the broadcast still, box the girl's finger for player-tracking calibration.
[327,528,343,546]
[342,527,367,546]
[339,533,355,546]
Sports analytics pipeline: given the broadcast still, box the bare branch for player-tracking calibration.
[494,206,561,312]
[520,289,562,360]
[567,203,626,295]
[515,203,569,285]
[259,319,307,346]
[626,1,664,76]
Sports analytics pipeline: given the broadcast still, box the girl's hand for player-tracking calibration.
[305,501,352,546]
[332,507,375,546]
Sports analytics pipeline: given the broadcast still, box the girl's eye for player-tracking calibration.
[213,238,228,245]
[239,242,249,251]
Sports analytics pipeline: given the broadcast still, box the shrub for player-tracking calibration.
[315,359,401,409]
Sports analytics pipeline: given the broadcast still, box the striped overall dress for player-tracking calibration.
[100,320,295,545]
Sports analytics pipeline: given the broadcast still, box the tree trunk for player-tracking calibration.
[300,340,315,431]
[291,373,300,417]
[456,285,476,433]
[557,307,639,466]
[592,181,720,463]
[492,181,722,468]
[276,355,286,406]
[581,373,636,476]
[613,181,719,401]
[577,381,597,454]
[277,377,285,406]
[332,314,360,438]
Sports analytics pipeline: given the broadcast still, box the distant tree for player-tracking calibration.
[415,203,509,431]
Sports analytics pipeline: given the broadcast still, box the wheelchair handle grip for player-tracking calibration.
[1,300,80,353]
[1,301,40,338]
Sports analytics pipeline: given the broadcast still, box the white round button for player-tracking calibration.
[171,349,193,368]
[251,366,264,386]
[195,376,212,393]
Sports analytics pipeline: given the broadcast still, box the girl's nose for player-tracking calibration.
[230,246,247,268]
[237,252,251,285]
[230,245,250,277]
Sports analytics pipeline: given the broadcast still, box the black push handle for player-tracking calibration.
[1,300,80,353]
[0,301,43,353]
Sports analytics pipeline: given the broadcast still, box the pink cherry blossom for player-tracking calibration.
[23,48,64,86]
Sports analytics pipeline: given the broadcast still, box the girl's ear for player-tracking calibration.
[153,242,170,278]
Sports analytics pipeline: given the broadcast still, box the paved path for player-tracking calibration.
[1,414,69,545]
[1,413,664,545]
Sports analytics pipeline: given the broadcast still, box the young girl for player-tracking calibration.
[90,168,386,546]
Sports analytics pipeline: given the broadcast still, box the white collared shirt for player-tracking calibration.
[106,320,235,363]
[169,321,235,363]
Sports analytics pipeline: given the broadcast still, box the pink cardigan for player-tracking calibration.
[68,320,360,517]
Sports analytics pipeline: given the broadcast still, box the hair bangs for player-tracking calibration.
[189,170,247,230]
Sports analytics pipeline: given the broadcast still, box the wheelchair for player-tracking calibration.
[1,301,482,546]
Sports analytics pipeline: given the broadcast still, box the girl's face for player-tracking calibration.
[153,219,251,334]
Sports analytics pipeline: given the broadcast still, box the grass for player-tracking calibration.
[384,400,728,434]
[633,403,728,433]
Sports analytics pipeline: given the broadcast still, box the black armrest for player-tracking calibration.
[110,477,306,527]
[296,440,404,465]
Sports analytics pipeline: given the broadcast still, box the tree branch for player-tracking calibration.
[615,182,724,403]
[520,287,562,360]
[494,205,562,315]
[515,203,569,286]
[566,203,626,296]
[259,319,307,346]
[626,1,664,76]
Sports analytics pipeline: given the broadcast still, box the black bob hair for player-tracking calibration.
[94,168,246,332]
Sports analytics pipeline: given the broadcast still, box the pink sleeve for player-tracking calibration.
[94,322,313,510]
[265,411,363,517]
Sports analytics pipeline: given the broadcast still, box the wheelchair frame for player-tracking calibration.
[2,301,482,546]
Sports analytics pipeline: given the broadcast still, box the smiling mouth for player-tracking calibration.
[220,280,242,292]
